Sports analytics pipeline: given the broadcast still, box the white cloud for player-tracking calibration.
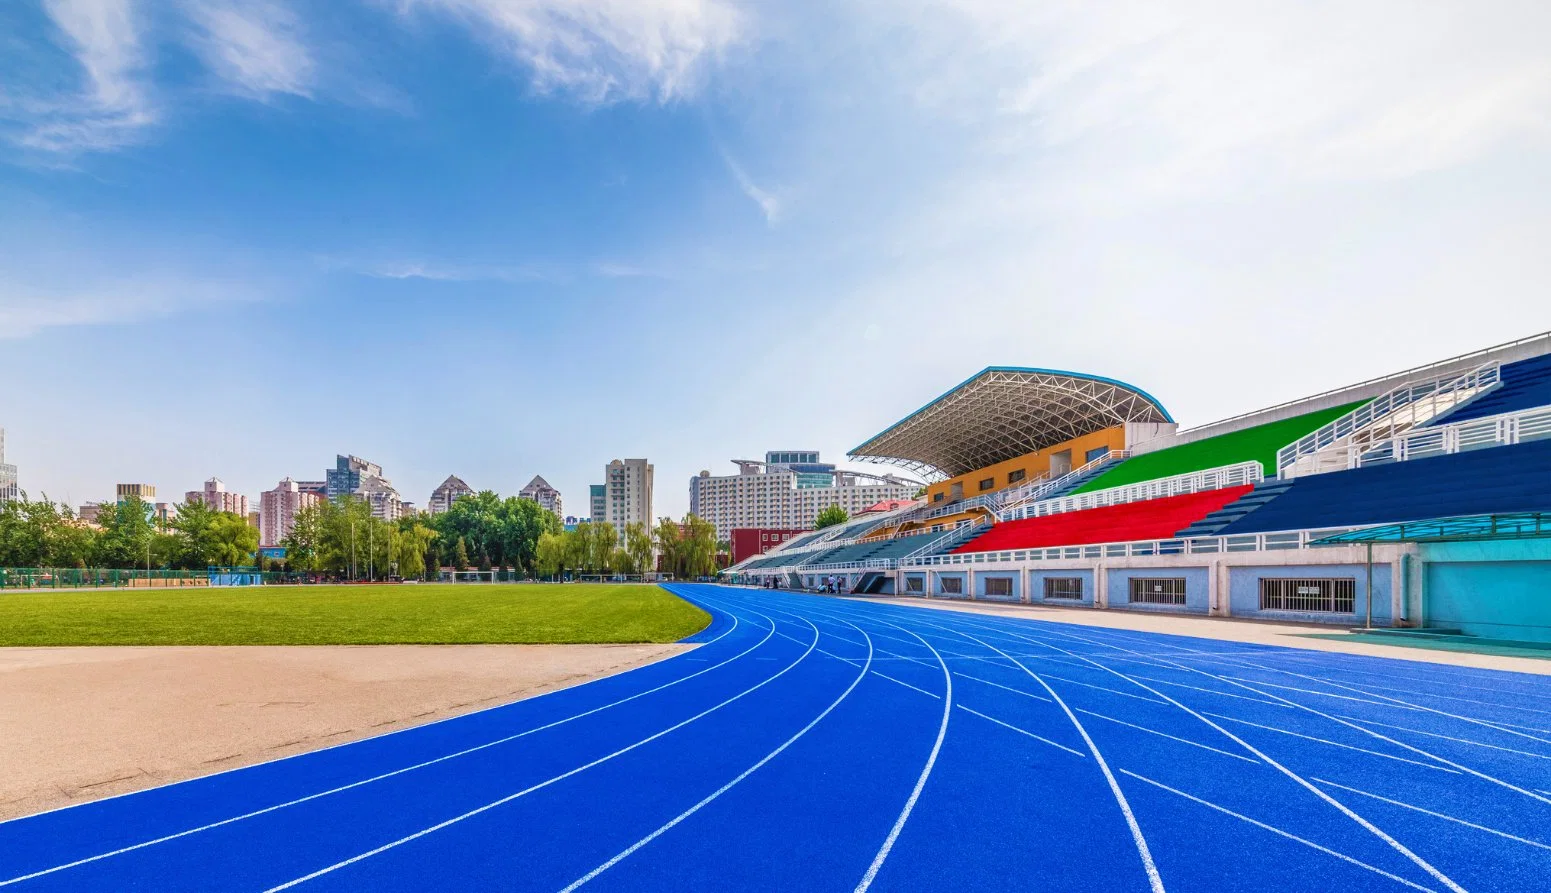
[399,0,743,103]
[0,277,260,339]
[181,0,315,99]
[18,0,155,152]
[721,149,780,224]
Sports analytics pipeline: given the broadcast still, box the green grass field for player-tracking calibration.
[0,583,711,646]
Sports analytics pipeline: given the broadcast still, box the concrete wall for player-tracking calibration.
[1420,540,1551,642]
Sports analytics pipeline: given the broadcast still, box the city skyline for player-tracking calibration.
[3,2,1547,521]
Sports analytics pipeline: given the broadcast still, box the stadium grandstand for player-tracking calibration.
[723,332,1551,642]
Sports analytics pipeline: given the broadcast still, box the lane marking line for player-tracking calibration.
[854,619,953,893]
[953,672,1053,703]
[1119,770,1438,893]
[0,608,769,887]
[1073,709,1257,763]
[873,672,942,700]
[558,617,878,891]
[958,706,1086,758]
[1331,715,1551,761]
[913,611,1469,893]
[259,614,825,892]
[1200,712,1460,774]
[1311,779,1551,852]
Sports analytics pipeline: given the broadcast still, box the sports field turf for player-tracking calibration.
[3,582,1546,891]
[0,583,710,646]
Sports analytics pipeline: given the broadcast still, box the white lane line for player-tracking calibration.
[958,706,1086,758]
[1123,674,1292,708]
[961,611,1551,808]
[261,617,824,892]
[929,615,1469,893]
[1201,713,1460,774]
[0,609,765,888]
[1312,779,1551,852]
[1119,771,1438,893]
[1332,715,1551,761]
[558,619,878,891]
[953,672,1053,703]
[1073,709,1258,763]
[854,620,953,893]
[921,621,1164,893]
[874,672,942,700]
[1007,667,1169,705]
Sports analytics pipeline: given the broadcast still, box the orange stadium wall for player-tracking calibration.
[924,427,1127,506]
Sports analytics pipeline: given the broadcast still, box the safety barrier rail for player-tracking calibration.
[1000,461,1262,523]
[1277,361,1500,477]
[1299,403,1551,472]
[992,450,1128,518]
[899,525,1362,567]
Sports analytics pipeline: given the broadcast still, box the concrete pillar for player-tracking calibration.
[1209,560,1229,617]
[967,568,976,601]
[1095,562,1108,609]
[1390,550,1405,627]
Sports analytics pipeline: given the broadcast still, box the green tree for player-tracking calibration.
[813,505,849,530]
[453,536,470,572]
[92,496,156,569]
[622,521,654,576]
[282,504,323,572]
[208,512,260,567]
[653,518,682,579]
[534,530,569,579]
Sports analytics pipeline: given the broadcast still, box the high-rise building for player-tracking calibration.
[325,455,403,521]
[0,427,17,506]
[260,477,322,547]
[518,475,563,519]
[603,459,653,542]
[116,483,156,502]
[185,477,249,516]
[589,484,606,525]
[689,454,917,540]
[428,475,474,515]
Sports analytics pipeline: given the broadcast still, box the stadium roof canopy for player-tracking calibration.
[1310,513,1551,545]
[849,367,1173,480]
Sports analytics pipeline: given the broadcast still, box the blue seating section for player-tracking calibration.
[1434,354,1551,425]
[1217,439,1551,534]
[802,536,927,566]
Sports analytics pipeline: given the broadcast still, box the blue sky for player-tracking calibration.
[3,0,1549,518]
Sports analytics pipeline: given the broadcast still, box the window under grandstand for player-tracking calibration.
[941,577,963,594]
[1129,578,1186,605]
[1044,577,1083,599]
[984,577,1013,597]
[1259,578,1355,614]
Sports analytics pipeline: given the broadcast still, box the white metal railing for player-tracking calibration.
[1000,461,1262,523]
[902,518,988,559]
[900,525,1362,567]
[993,450,1128,518]
[1277,361,1500,478]
[1171,330,1548,443]
[1296,403,1551,473]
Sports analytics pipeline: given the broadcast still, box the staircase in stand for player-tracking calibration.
[1174,479,1297,538]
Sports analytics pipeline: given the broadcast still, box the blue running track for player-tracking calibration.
[3,583,1549,891]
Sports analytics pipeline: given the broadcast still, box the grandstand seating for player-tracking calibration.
[1071,403,1363,494]
[1217,439,1551,534]
[1431,354,1551,426]
[803,536,927,567]
[954,485,1254,553]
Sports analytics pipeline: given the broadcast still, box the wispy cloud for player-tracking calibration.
[320,256,555,284]
[181,0,315,100]
[721,149,781,224]
[16,0,156,152]
[0,275,262,339]
[398,0,743,104]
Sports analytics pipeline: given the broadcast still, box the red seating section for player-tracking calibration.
[954,486,1255,553]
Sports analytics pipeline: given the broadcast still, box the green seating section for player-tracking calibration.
[1071,401,1366,494]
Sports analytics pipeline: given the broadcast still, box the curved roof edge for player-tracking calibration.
[849,366,1174,458]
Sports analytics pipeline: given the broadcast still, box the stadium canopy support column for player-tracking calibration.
[1391,548,1407,627]
[1365,543,1374,630]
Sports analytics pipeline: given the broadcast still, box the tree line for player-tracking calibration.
[532,513,721,580]
[0,494,258,570]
